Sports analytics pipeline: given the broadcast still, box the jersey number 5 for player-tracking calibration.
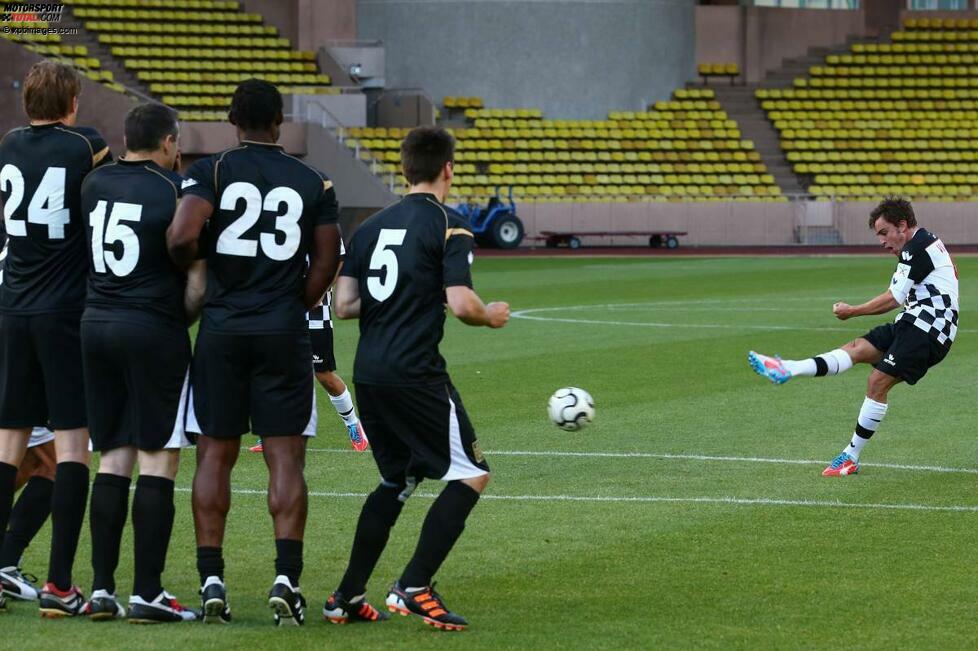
[217,181,303,261]
[1,164,70,239]
[367,228,406,302]
[89,200,141,277]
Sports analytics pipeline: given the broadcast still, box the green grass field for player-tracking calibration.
[5,254,978,649]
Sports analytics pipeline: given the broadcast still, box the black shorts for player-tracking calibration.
[0,311,87,429]
[309,325,336,373]
[81,320,192,452]
[355,382,489,483]
[863,320,950,385]
[189,330,314,438]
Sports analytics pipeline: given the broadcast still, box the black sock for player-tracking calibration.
[0,476,53,569]
[197,546,224,584]
[337,483,405,597]
[400,482,480,588]
[47,461,90,591]
[0,463,19,559]
[132,475,174,601]
[274,538,303,586]
[89,473,131,594]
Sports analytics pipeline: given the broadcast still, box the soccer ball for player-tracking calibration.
[548,387,595,431]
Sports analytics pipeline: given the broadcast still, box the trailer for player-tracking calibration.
[533,230,688,250]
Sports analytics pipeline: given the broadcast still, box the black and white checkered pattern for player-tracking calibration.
[897,283,958,347]
[889,230,958,348]
[307,289,332,330]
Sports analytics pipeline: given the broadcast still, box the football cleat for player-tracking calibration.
[322,591,389,624]
[128,591,198,624]
[748,351,792,385]
[39,583,86,618]
[822,452,859,477]
[386,582,467,631]
[249,440,264,453]
[347,421,369,452]
[268,575,305,626]
[82,589,125,621]
[0,566,40,601]
[199,576,231,624]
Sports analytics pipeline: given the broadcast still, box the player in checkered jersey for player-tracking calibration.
[250,238,367,454]
[748,197,958,477]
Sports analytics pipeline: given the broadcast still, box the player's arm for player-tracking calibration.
[305,223,341,310]
[334,275,360,319]
[443,218,509,328]
[446,286,509,328]
[833,291,900,321]
[167,195,213,270]
[184,259,207,324]
[168,157,216,270]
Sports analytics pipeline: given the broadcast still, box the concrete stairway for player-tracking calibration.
[709,35,883,198]
[712,85,804,196]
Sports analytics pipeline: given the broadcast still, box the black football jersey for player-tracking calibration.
[0,123,112,314]
[341,192,474,386]
[183,141,339,334]
[80,158,187,326]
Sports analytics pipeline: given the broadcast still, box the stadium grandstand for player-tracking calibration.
[2,1,978,648]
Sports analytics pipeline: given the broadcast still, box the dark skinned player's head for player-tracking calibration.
[228,79,283,141]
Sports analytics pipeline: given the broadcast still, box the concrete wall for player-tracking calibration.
[836,202,978,247]
[240,0,358,49]
[415,201,978,248]
[0,39,137,154]
[357,0,694,120]
[696,5,867,84]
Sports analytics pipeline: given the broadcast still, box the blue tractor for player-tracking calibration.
[454,187,524,249]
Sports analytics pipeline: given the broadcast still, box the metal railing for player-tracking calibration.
[289,98,398,193]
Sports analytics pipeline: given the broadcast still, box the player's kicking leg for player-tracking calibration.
[317,371,368,452]
[0,428,37,612]
[749,330,908,477]
[0,435,56,602]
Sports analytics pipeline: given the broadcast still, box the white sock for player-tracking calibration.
[844,397,888,461]
[783,349,853,378]
[329,389,358,425]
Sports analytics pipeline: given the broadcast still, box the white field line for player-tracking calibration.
[509,301,978,334]
[299,447,978,476]
[171,486,978,514]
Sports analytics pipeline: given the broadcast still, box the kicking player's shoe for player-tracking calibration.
[748,351,792,385]
[822,452,859,477]
[347,421,369,452]
[268,575,305,626]
[249,440,264,453]
[0,566,40,601]
[39,583,86,618]
[199,576,231,624]
[128,591,198,624]
[322,591,389,624]
[385,583,468,631]
[82,589,125,621]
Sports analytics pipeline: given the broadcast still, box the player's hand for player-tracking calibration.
[833,302,853,320]
[486,301,510,328]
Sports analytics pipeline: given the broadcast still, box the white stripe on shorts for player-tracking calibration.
[440,395,487,481]
[28,426,54,448]
[164,369,193,449]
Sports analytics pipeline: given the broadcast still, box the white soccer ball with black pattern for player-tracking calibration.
[548,387,594,431]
